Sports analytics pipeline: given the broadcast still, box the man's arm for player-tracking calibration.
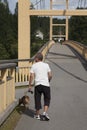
[29,73,34,90]
[48,71,52,82]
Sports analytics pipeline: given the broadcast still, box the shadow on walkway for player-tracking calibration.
[47,58,87,83]
[66,45,87,71]
[47,46,87,71]
[48,52,77,59]
[24,108,35,118]
[16,105,36,119]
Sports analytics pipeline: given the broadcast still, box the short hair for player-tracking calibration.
[35,52,43,61]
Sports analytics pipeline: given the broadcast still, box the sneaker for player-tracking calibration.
[34,115,40,120]
[42,112,50,121]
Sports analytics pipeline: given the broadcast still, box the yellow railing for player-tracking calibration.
[15,67,30,86]
[0,63,16,124]
[63,40,87,61]
[0,40,54,125]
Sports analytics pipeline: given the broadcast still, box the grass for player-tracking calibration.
[15,85,28,89]
[0,106,25,130]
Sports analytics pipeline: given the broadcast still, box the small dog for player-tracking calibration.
[19,95,30,108]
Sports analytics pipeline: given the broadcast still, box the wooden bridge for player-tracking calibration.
[0,0,87,129]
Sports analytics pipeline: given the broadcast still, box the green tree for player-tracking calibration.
[69,15,87,45]
[0,44,10,59]
[0,1,18,59]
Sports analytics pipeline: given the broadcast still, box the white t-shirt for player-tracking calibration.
[30,61,51,87]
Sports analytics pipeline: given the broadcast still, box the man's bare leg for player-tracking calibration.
[36,110,40,115]
[43,105,48,113]
[42,105,50,120]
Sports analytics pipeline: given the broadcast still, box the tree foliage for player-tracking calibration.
[69,16,87,45]
[0,0,18,59]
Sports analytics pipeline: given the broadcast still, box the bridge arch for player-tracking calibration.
[18,0,87,67]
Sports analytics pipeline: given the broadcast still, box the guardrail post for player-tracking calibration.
[1,69,7,111]
[11,68,15,101]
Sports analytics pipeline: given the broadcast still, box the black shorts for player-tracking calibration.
[34,84,51,110]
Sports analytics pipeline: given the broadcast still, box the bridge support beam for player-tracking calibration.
[18,0,30,67]
[66,17,68,40]
[66,0,69,40]
[49,0,69,41]
[18,0,87,67]
[50,0,52,40]
[29,10,87,16]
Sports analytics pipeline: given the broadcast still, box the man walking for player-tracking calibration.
[28,52,52,121]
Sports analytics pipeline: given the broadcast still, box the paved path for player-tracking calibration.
[15,44,87,130]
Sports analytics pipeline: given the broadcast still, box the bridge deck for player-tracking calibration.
[15,44,87,130]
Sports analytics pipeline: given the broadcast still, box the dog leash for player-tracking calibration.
[24,90,33,95]
[28,90,33,94]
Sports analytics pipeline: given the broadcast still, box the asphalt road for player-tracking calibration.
[15,44,87,130]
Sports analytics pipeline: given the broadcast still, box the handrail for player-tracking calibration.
[0,63,16,69]
[0,59,31,64]
[68,40,87,48]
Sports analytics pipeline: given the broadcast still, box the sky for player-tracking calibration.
[7,0,86,14]
[7,0,18,14]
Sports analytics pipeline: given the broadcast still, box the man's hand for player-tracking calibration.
[28,72,34,94]
[28,86,33,94]
[28,85,32,91]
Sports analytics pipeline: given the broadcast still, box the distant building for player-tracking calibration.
[36,30,43,40]
[58,37,64,42]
